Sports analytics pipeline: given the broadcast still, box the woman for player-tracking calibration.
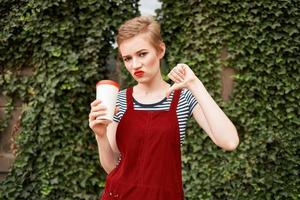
[89,16,239,200]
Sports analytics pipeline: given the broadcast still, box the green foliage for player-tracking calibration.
[0,0,139,199]
[1,0,299,199]
[157,0,300,199]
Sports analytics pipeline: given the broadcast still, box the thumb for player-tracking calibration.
[114,106,119,115]
[166,83,183,98]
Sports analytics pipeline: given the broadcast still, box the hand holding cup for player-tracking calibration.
[89,80,119,137]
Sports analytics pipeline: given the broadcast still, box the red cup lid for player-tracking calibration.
[96,80,119,89]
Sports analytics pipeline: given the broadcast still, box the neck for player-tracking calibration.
[135,72,169,95]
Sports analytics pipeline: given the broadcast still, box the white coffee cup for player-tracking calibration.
[96,80,119,124]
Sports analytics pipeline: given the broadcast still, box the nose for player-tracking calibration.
[132,58,142,69]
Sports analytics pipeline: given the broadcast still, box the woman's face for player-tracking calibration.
[119,34,165,84]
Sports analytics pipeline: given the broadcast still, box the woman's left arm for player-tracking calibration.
[167,63,239,151]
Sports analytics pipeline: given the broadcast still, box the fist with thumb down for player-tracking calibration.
[166,63,198,98]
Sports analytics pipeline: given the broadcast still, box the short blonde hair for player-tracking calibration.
[117,16,164,52]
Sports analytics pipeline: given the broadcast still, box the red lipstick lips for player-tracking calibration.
[134,70,144,77]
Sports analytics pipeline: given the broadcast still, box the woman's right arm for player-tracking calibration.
[95,122,119,174]
[89,100,120,174]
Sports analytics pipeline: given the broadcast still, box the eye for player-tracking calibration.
[139,52,147,57]
[123,57,131,62]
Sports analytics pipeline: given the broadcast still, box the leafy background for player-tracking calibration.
[157,0,299,199]
[1,0,299,199]
[0,0,139,199]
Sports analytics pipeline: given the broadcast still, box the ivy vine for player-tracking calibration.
[1,0,299,199]
[157,0,300,199]
[0,0,139,199]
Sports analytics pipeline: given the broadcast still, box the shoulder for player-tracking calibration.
[116,89,127,107]
[118,88,127,95]
[113,89,128,122]
[117,89,127,99]
[178,88,198,116]
[179,88,194,101]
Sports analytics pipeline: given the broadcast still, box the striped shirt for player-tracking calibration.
[113,88,198,144]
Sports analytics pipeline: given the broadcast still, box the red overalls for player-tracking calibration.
[101,87,184,200]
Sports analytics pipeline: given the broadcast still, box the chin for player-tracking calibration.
[135,77,149,84]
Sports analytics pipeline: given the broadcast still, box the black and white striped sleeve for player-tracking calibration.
[183,89,198,117]
[113,89,127,123]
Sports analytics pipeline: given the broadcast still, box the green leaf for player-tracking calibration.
[51,47,62,57]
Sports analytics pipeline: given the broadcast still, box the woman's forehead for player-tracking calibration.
[119,34,154,56]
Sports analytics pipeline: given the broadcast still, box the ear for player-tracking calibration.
[158,42,166,59]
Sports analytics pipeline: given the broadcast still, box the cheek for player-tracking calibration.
[146,54,159,67]
[124,63,131,72]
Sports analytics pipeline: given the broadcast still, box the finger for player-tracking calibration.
[168,73,184,84]
[91,104,107,112]
[177,63,188,69]
[166,83,184,98]
[170,71,184,82]
[174,66,186,78]
[89,119,109,129]
[167,73,178,83]
[89,111,108,120]
[95,118,111,124]
[177,64,186,75]
[172,69,185,81]
[90,99,101,107]
[176,63,190,76]
[89,109,107,120]
[114,106,119,115]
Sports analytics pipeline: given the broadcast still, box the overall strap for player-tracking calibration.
[126,87,134,110]
[170,89,182,111]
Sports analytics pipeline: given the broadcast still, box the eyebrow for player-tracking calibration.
[122,49,148,58]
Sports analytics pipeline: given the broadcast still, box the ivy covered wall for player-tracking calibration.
[0,0,139,199]
[1,0,299,199]
[157,0,299,199]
